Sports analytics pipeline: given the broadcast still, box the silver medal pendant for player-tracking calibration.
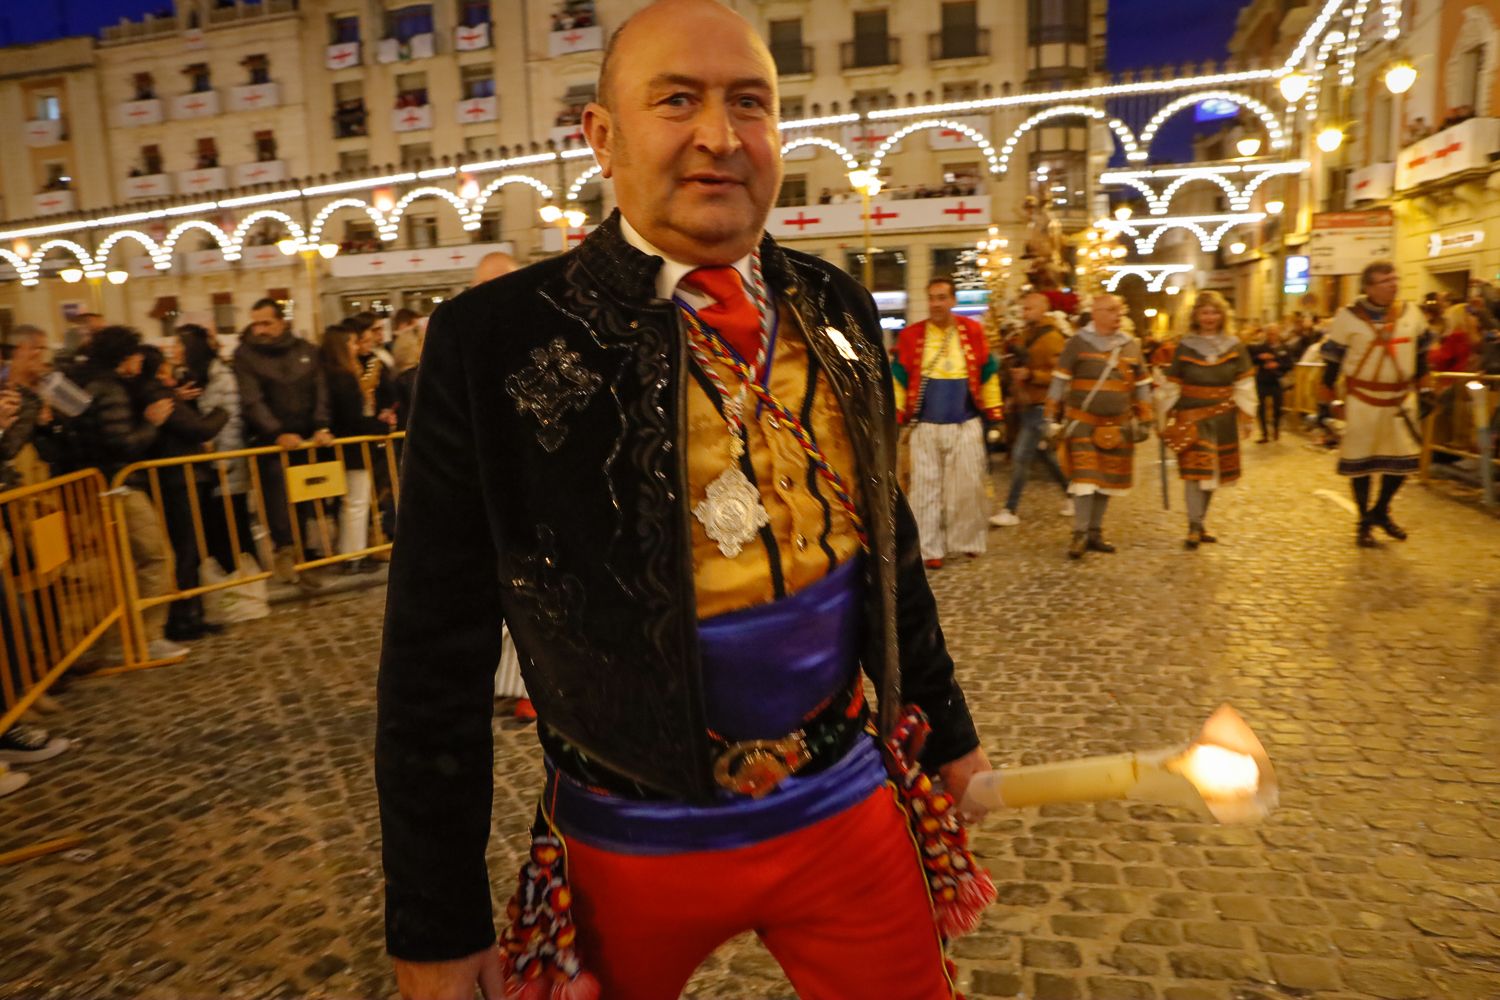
[693,449,771,559]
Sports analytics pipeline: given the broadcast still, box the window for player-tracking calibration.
[475,209,502,242]
[936,2,982,59]
[185,63,211,93]
[780,95,805,120]
[35,94,61,121]
[196,137,219,168]
[849,10,893,68]
[769,19,809,75]
[1371,93,1393,164]
[140,144,163,174]
[1028,0,1087,44]
[777,174,808,208]
[42,161,68,189]
[407,213,438,248]
[387,4,434,41]
[344,219,377,251]
[243,54,270,86]
[401,142,432,166]
[942,161,980,194]
[1455,46,1485,111]
[339,150,369,171]
[212,292,235,335]
[1030,149,1088,220]
[334,83,367,138]
[330,14,360,44]
[461,65,495,100]
[460,0,491,27]
[397,72,429,106]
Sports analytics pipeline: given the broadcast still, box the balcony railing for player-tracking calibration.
[929,28,989,62]
[840,36,900,71]
[1028,23,1089,45]
[772,44,814,76]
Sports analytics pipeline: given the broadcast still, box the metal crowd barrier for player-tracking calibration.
[106,432,405,670]
[1420,372,1499,507]
[0,470,127,732]
[1291,361,1323,419]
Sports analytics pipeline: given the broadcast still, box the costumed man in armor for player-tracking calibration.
[1321,261,1433,547]
[990,290,1072,527]
[891,277,1004,568]
[1159,292,1257,549]
[375,3,993,998]
[1046,294,1153,560]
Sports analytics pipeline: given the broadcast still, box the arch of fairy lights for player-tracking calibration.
[308,199,390,245]
[566,164,604,202]
[0,0,1400,284]
[386,186,472,236]
[1139,91,1288,153]
[780,136,861,171]
[996,106,1144,173]
[865,120,1001,175]
[1100,213,1266,254]
[161,219,239,267]
[1103,264,1195,293]
[1100,162,1308,217]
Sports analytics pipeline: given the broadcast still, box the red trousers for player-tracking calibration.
[564,785,955,1000]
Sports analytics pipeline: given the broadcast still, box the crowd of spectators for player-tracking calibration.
[0,302,429,797]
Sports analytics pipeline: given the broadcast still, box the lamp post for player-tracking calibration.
[59,267,126,313]
[278,238,339,335]
[847,168,883,289]
[539,204,587,255]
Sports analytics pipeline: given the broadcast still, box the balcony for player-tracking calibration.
[771,44,814,77]
[24,119,64,147]
[550,123,586,147]
[118,98,164,128]
[123,173,172,199]
[233,159,288,186]
[178,166,228,195]
[33,190,75,216]
[928,28,989,62]
[392,104,433,133]
[171,91,220,120]
[454,22,490,50]
[228,82,280,113]
[549,23,603,57]
[1396,116,1500,191]
[1347,162,1395,206]
[840,36,899,71]
[377,33,435,64]
[456,96,498,124]
[325,42,361,70]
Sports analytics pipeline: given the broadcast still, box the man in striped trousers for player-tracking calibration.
[892,277,1004,568]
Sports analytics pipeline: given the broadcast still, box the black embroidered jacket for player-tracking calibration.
[375,212,979,960]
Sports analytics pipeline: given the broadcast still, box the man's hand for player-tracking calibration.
[312,429,336,447]
[393,946,506,1000]
[175,381,203,402]
[144,398,175,427]
[276,433,305,450]
[939,745,992,823]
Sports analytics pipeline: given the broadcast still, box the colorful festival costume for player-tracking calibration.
[1321,298,1431,539]
[999,318,1070,516]
[1047,327,1152,554]
[377,213,992,1000]
[891,317,1003,562]
[1159,333,1257,538]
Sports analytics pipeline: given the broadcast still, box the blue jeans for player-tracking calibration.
[1005,405,1068,512]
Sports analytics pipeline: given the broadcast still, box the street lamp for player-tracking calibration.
[1265,199,1285,216]
[1316,126,1345,153]
[59,268,83,284]
[1229,241,1248,255]
[848,168,883,289]
[1114,205,1133,222]
[1236,136,1263,158]
[1279,72,1311,104]
[278,238,340,334]
[1384,61,1418,95]
[106,269,129,284]
[539,204,587,254]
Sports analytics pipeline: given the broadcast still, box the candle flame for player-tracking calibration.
[1177,744,1259,799]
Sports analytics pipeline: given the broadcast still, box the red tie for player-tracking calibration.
[682,267,762,363]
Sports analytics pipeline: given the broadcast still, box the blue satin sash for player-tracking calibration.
[547,734,887,855]
[697,556,865,741]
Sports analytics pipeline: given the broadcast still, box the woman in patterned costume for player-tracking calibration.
[1160,292,1257,549]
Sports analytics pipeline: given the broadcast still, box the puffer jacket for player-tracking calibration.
[233,331,329,445]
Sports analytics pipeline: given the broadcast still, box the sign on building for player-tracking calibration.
[1308,210,1393,276]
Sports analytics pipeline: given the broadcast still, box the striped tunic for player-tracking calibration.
[1163,335,1256,487]
[1050,328,1151,495]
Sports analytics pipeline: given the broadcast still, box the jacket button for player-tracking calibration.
[778,475,794,490]
[795,533,808,551]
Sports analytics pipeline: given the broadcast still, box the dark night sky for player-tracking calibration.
[2,0,1240,161]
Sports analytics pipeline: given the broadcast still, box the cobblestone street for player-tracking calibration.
[2,440,1497,1000]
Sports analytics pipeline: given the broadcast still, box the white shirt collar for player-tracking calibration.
[619,214,756,307]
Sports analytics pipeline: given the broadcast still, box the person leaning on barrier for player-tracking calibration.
[0,327,60,490]
[234,299,333,587]
[178,324,257,576]
[69,326,188,661]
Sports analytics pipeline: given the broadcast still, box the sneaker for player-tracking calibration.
[0,763,29,797]
[0,724,70,764]
[271,546,298,584]
[296,568,326,591]
[923,558,944,570]
[989,510,1020,527]
[1060,498,1076,516]
[147,638,190,661]
[31,693,63,715]
[513,698,537,722]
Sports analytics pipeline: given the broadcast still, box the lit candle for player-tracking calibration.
[1171,744,1259,800]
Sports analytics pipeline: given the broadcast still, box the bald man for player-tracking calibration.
[1046,294,1154,559]
[471,251,517,286]
[376,2,989,997]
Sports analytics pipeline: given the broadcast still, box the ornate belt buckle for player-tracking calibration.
[712,734,813,798]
